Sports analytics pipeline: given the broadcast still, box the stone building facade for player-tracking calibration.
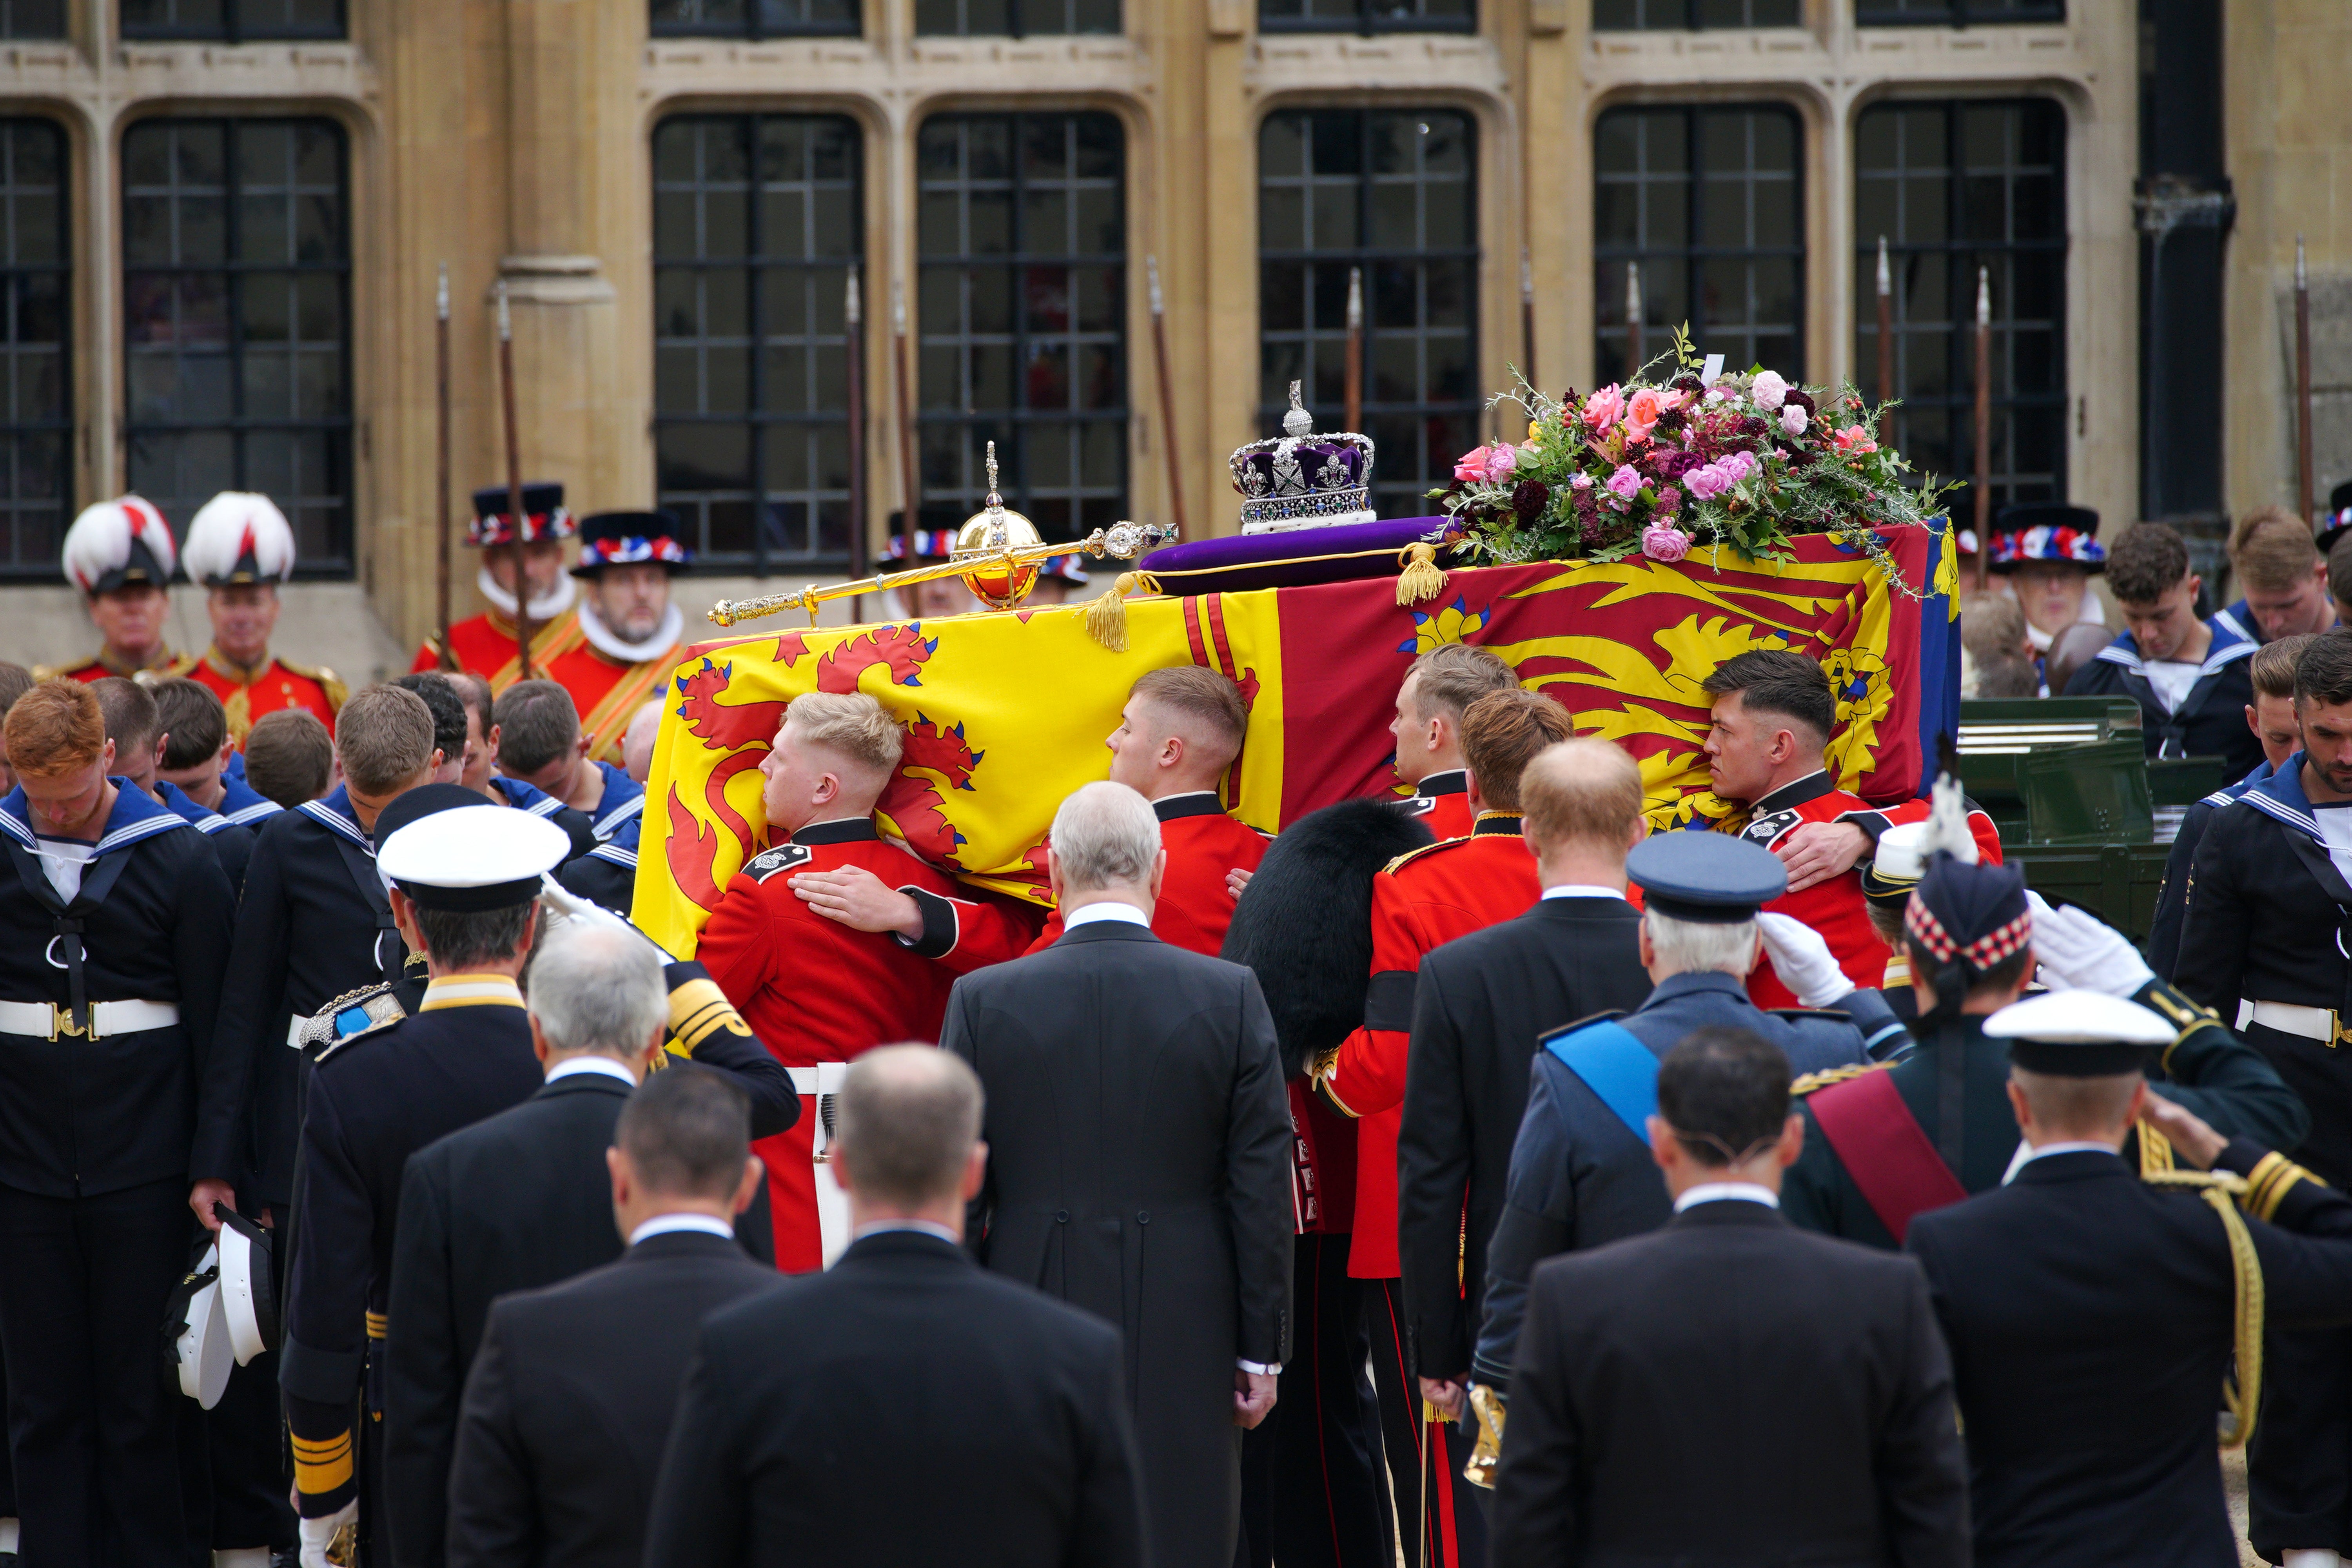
[0,0,2332,673]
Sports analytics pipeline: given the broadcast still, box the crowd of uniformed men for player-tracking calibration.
[2,480,2352,1568]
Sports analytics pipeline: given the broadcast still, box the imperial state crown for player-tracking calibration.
[1229,381,1376,534]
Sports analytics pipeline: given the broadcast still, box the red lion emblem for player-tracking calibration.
[882,713,983,865]
[663,658,788,912]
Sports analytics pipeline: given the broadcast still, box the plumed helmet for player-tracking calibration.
[183,492,296,587]
[62,495,177,595]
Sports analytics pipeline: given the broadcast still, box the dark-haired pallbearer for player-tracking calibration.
[1471,830,1890,1398]
[1784,793,2303,1253]
[2176,627,2352,1568]
[1909,993,2352,1568]
[281,790,574,1567]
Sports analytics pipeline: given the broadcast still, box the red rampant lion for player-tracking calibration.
[882,713,982,865]
[775,624,939,693]
[663,658,788,912]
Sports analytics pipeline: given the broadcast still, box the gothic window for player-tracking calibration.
[0,119,67,575]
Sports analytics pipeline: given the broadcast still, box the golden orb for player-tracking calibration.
[952,440,1045,609]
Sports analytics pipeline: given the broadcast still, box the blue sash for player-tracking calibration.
[1545,1022,1658,1145]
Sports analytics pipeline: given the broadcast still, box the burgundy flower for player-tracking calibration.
[1785,388,1816,415]
[1671,374,1704,394]
[1512,479,1551,521]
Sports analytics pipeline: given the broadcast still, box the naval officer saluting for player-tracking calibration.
[279,789,572,1568]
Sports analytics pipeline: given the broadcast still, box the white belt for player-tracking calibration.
[2238,999,2347,1046]
[787,1063,850,1096]
[287,1013,306,1048]
[0,999,179,1041]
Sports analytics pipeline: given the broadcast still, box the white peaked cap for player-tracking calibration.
[62,495,177,594]
[183,491,296,586]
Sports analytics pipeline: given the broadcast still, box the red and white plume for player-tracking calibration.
[62,495,176,594]
[183,491,296,586]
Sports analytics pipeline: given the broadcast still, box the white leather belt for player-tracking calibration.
[787,1063,849,1096]
[2238,999,2346,1046]
[287,1014,306,1048]
[0,999,179,1041]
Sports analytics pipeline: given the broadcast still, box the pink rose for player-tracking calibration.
[1605,464,1642,501]
[1583,385,1626,432]
[1453,446,1492,483]
[1830,425,1879,456]
[1641,523,1691,563]
[1453,443,1516,483]
[1750,370,1788,411]
[1683,463,1730,501]
[1779,404,1809,437]
[1568,472,1594,492]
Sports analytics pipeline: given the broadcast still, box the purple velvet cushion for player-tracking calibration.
[1140,517,1458,595]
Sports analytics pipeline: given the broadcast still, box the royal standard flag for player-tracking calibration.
[636,523,1957,957]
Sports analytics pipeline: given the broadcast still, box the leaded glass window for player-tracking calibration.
[1594,103,1803,384]
[1593,0,1798,27]
[916,112,1126,540]
[123,118,351,571]
[1856,0,2062,24]
[650,0,858,39]
[1259,0,1472,37]
[0,0,64,36]
[121,0,343,41]
[0,120,67,576]
[913,0,1115,36]
[653,114,862,570]
[1854,98,2067,511]
[1258,109,1477,519]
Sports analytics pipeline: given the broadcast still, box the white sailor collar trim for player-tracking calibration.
[298,796,373,854]
[592,790,645,840]
[0,782,194,856]
[2094,625,2257,680]
[222,798,282,826]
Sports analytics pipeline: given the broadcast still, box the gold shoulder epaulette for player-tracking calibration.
[161,651,200,678]
[1382,836,1469,877]
[281,659,348,711]
[33,656,96,681]
[1791,1060,1891,1097]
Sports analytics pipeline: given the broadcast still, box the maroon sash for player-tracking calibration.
[1807,1070,1969,1242]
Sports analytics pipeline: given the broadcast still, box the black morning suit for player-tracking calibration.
[0,786,234,1568]
[940,920,1294,1568]
[383,1031,798,1568]
[2175,774,2352,1557]
[1492,1198,1967,1568]
[1908,1143,2352,1568]
[446,1228,782,1568]
[1394,896,1648,1384]
[643,1229,1146,1568]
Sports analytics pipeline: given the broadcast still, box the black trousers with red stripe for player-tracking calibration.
[1236,1234,1392,1568]
[1366,1276,1486,1568]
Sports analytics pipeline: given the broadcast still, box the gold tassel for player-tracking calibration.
[1083,571,1162,652]
[1396,541,1446,606]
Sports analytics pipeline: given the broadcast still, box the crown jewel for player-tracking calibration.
[1228,381,1377,534]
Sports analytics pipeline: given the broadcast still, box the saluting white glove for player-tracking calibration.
[297,1501,356,1568]
[537,876,680,961]
[2023,893,2154,998]
[1755,912,1856,1008]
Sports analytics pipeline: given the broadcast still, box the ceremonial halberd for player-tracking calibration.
[633,525,1962,957]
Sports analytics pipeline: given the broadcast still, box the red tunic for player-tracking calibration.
[535,637,682,764]
[693,817,1029,1271]
[412,608,586,697]
[1025,793,1271,955]
[189,647,345,744]
[40,648,197,684]
[1318,816,1541,1279]
[1852,795,2007,869]
[1396,768,1475,842]
[1725,771,1902,1009]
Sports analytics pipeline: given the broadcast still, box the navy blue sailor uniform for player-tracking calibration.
[216,765,284,829]
[583,758,644,844]
[158,776,256,897]
[203,784,412,1225]
[557,805,641,916]
[487,773,596,860]
[2063,617,2262,777]
[2146,758,2271,980]
[0,779,234,1568]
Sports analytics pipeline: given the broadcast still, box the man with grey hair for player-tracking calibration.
[384,918,795,1568]
[645,1045,1148,1567]
[938,781,1293,1568]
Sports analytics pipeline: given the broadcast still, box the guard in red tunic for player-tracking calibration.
[181,491,346,744]
[534,510,689,764]
[692,691,1029,1273]
[1310,689,1570,1568]
[1697,649,1894,1009]
[411,483,584,690]
[40,496,197,684]
[1387,643,1517,840]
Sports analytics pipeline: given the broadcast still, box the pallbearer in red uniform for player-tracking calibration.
[1697,648,1896,1009]
[181,491,346,743]
[40,496,196,683]
[1387,643,1517,838]
[693,691,1029,1272]
[410,483,584,689]
[535,510,689,764]
[1312,689,1573,1568]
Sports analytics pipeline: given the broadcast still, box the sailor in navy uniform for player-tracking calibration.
[280,790,573,1568]
[483,769,595,860]
[0,679,234,1568]
[1471,832,1889,1400]
[556,805,640,916]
